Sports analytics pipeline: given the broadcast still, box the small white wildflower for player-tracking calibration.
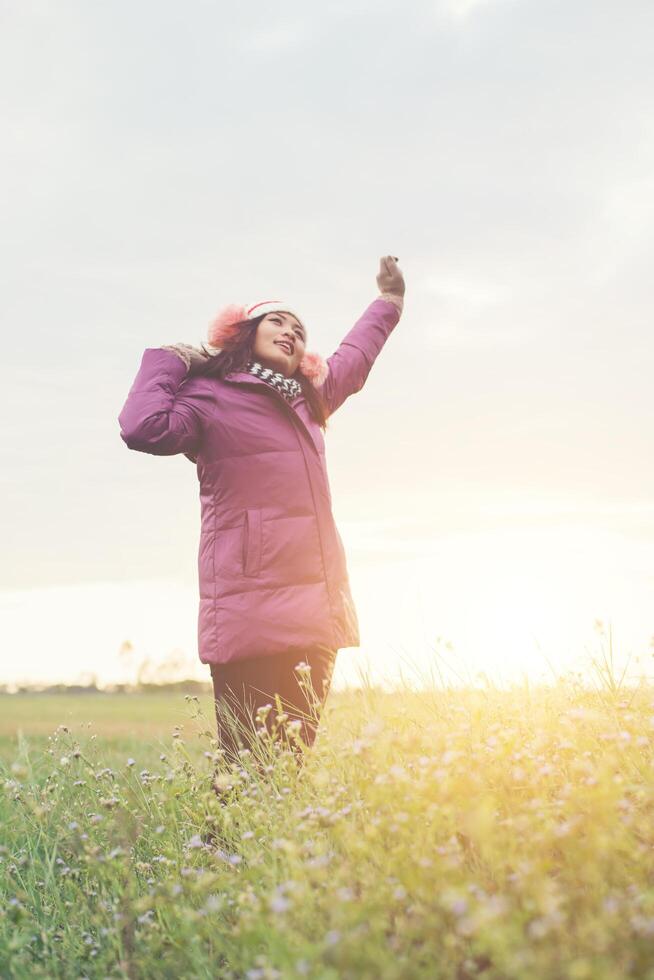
[455,915,476,937]
[126,758,136,767]
[362,718,384,737]
[631,914,654,936]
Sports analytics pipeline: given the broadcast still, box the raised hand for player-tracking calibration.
[376,255,405,298]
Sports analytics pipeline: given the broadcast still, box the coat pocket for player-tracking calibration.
[242,508,263,578]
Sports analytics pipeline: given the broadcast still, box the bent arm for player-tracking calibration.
[118,348,205,456]
[318,295,403,417]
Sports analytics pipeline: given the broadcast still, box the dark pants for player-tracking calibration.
[209,645,337,768]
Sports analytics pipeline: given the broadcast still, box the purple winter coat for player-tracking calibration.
[118,296,402,665]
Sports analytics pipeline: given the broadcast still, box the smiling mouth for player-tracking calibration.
[275,341,293,355]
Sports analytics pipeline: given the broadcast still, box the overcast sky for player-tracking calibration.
[2,1,653,686]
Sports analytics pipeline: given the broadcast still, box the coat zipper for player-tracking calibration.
[242,509,249,574]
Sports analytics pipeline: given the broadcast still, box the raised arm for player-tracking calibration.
[318,256,406,417]
[118,347,212,457]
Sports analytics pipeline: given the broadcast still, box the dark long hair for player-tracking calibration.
[194,314,329,431]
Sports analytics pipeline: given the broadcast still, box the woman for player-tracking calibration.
[118,255,406,768]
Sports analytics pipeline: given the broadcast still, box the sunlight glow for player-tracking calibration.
[1,525,652,691]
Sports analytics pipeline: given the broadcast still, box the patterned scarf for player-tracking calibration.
[245,360,302,402]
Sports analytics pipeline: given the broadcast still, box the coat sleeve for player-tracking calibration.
[317,296,402,417]
[118,348,209,457]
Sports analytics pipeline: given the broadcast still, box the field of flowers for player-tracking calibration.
[2,675,654,979]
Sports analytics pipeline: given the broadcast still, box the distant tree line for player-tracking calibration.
[0,679,212,696]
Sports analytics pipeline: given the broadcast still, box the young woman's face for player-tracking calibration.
[252,311,307,375]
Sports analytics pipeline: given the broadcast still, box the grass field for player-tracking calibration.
[0,692,216,744]
[2,677,654,979]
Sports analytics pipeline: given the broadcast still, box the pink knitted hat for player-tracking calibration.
[208,300,329,387]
